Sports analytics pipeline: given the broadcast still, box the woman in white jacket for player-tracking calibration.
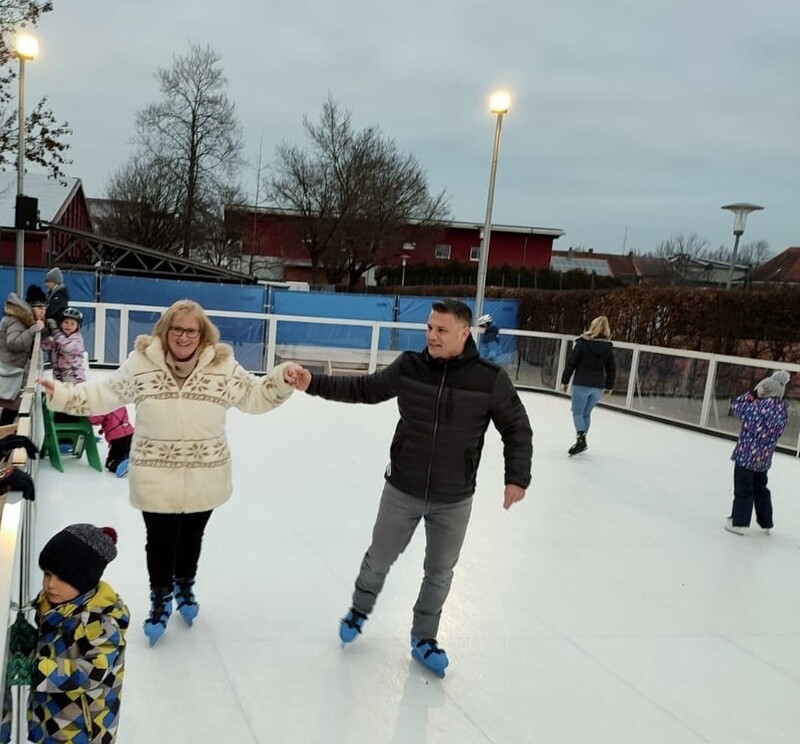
[39,299,304,645]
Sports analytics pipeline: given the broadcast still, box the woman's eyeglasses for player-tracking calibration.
[168,326,200,340]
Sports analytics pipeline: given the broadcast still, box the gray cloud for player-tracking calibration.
[25,0,799,255]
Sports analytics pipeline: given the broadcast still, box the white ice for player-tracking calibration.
[34,386,800,744]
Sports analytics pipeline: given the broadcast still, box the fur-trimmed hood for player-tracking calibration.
[134,333,233,368]
[3,292,34,327]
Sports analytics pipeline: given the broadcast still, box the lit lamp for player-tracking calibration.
[721,202,763,289]
[13,34,38,296]
[474,90,511,322]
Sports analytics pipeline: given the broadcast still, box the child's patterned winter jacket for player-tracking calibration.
[42,329,86,384]
[28,581,129,744]
[730,392,789,471]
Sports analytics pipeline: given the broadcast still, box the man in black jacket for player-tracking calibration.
[288,298,532,677]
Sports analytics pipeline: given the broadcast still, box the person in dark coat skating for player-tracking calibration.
[560,315,616,455]
[289,298,532,677]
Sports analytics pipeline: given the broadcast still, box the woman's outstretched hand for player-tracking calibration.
[36,378,54,395]
[283,364,311,392]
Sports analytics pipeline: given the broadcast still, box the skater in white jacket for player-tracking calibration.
[39,299,304,646]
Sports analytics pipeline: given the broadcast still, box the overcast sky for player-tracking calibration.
[24,0,800,255]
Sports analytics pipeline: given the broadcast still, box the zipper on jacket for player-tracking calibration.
[424,367,447,500]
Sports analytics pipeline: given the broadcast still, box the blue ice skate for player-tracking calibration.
[115,458,130,478]
[339,608,367,645]
[411,637,449,678]
[173,578,199,626]
[143,588,172,647]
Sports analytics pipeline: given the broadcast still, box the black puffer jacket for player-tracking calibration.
[561,336,616,389]
[307,336,532,503]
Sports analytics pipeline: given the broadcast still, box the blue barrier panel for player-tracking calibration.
[100,275,265,313]
[273,292,395,348]
[0,266,96,301]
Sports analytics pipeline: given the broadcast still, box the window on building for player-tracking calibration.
[403,242,416,251]
[470,246,481,262]
[434,244,451,260]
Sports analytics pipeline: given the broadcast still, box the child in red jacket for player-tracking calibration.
[89,407,134,477]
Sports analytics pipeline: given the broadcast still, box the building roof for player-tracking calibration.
[749,247,800,283]
[230,204,566,238]
[0,172,82,228]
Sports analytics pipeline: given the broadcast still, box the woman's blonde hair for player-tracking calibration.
[585,315,611,339]
[152,299,220,350]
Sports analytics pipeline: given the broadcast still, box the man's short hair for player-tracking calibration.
[431,298,472,326]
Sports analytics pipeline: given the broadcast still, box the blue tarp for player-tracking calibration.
[0,266,520,366]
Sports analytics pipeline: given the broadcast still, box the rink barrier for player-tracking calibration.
[0,333,43,743]
[67,301,799,457]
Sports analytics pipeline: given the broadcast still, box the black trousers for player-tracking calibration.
[141,510,213,589]
[106,435,132,472]
[731,464,773,529]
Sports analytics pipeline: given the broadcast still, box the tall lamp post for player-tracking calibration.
[474,90,510,322]
[14,34,38,296]
[721,202,763,290]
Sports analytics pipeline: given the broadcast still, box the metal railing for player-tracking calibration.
[0,333,42,743]
[66,300,799,455]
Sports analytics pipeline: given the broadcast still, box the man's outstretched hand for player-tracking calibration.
[503,484,526,510]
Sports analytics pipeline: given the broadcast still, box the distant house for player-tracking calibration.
[226,205,565,284]
[0,173,92,269]
[550,249,673,286]
[748,247,800,286]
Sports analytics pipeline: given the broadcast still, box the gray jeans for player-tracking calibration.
[351,482,473,639]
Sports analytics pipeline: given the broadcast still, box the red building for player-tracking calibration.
[228,206,565,283]
[0,174,92,268]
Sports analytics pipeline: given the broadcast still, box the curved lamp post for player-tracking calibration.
[474,90,511,322]
[721,202,763,289]
[14,34,38,296]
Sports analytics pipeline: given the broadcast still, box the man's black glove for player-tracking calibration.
[0,467,35,501]
[0,435,39,460]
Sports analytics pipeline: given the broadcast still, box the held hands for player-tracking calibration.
[32,320,44,332]
[284,364,312,392]
[560,384,568,394]
[503,484,526,510]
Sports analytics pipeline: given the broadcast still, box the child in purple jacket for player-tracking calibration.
[726,370,790,535]
[41,307,85,385]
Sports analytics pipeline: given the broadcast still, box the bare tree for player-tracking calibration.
[0,1,71,181]
[269,97,449,287]
[101,153,183,252]
[654,233,708,260]
[135,43,243,256]
[706,239,772,267]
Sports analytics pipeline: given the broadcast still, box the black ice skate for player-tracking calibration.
[568,432,587,456]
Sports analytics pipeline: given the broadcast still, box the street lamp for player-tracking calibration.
[400,254,408,286]
[721,202,763,290]
[474,90,511,322]
[14,34,38,296]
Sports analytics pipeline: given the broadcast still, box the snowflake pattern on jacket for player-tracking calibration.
[730,392,789,472]
[42,329,86,385]
[28,581,129,744]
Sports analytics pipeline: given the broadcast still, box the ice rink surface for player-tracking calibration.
[34,387,800,743]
